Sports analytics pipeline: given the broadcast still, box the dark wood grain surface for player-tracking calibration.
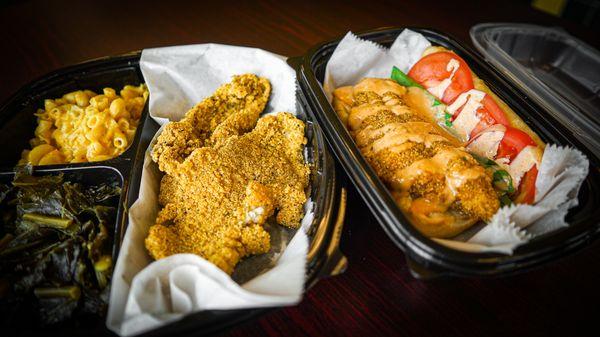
[1,1,599,336]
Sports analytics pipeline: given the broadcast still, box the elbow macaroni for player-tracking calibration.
[20,84,148,165]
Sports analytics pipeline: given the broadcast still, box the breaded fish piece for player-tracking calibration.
[151,74,271,175]
[332,78,499,238]
[146,113,309,274]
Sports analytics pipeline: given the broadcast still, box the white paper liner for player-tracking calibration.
[107,44,315,336]
[324,30,589,255]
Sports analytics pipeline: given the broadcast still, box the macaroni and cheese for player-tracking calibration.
[19,84,148,165]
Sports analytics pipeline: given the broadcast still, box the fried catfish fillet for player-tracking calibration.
[151,74,271,175]
[146,113,309,274]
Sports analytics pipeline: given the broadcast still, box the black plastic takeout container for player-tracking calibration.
[0,52,347,336]
[0,53,154,263]
[293,27,600,279]
[0,53,153,335]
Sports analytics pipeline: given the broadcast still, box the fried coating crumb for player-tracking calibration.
[146,110,309,274]
[368,142,434,182]
[332,78,500,238]
[360,110,423,131]
[151,74,271,175]
[454,178,499,220]
[408,172,446,200]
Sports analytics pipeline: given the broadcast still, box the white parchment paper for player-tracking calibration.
[324,30,589,254]
[107,44,314,336]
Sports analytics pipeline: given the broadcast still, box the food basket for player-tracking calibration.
[292,26,600,279]
[0,52,347,336]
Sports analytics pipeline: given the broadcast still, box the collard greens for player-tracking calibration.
[0,167,121,326]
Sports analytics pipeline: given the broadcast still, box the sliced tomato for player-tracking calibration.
[496,127,539,204]
[514,166,538,204]
[496,127,537,162]
[408,52,474,104]
[469,95,511,137]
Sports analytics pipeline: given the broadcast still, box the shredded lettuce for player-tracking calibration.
[470,152,515,205]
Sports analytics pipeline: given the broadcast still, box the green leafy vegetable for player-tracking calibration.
[22,213,73,229]
[34,286,81,300]
[391,66,444,107]
[470,153,498,168]
[470,153,515,206]
[93,255,112,289]
[444,112,453,127]
[0,234,13,252]
[493,170,515,194]
[0,167,121,326]
[391,66,422,88]
[391,66,450,126]
[499,195,512,207]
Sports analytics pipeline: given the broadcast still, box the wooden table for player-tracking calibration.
[1,1,599,336]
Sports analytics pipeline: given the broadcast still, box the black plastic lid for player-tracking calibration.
[471,23,600,158]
